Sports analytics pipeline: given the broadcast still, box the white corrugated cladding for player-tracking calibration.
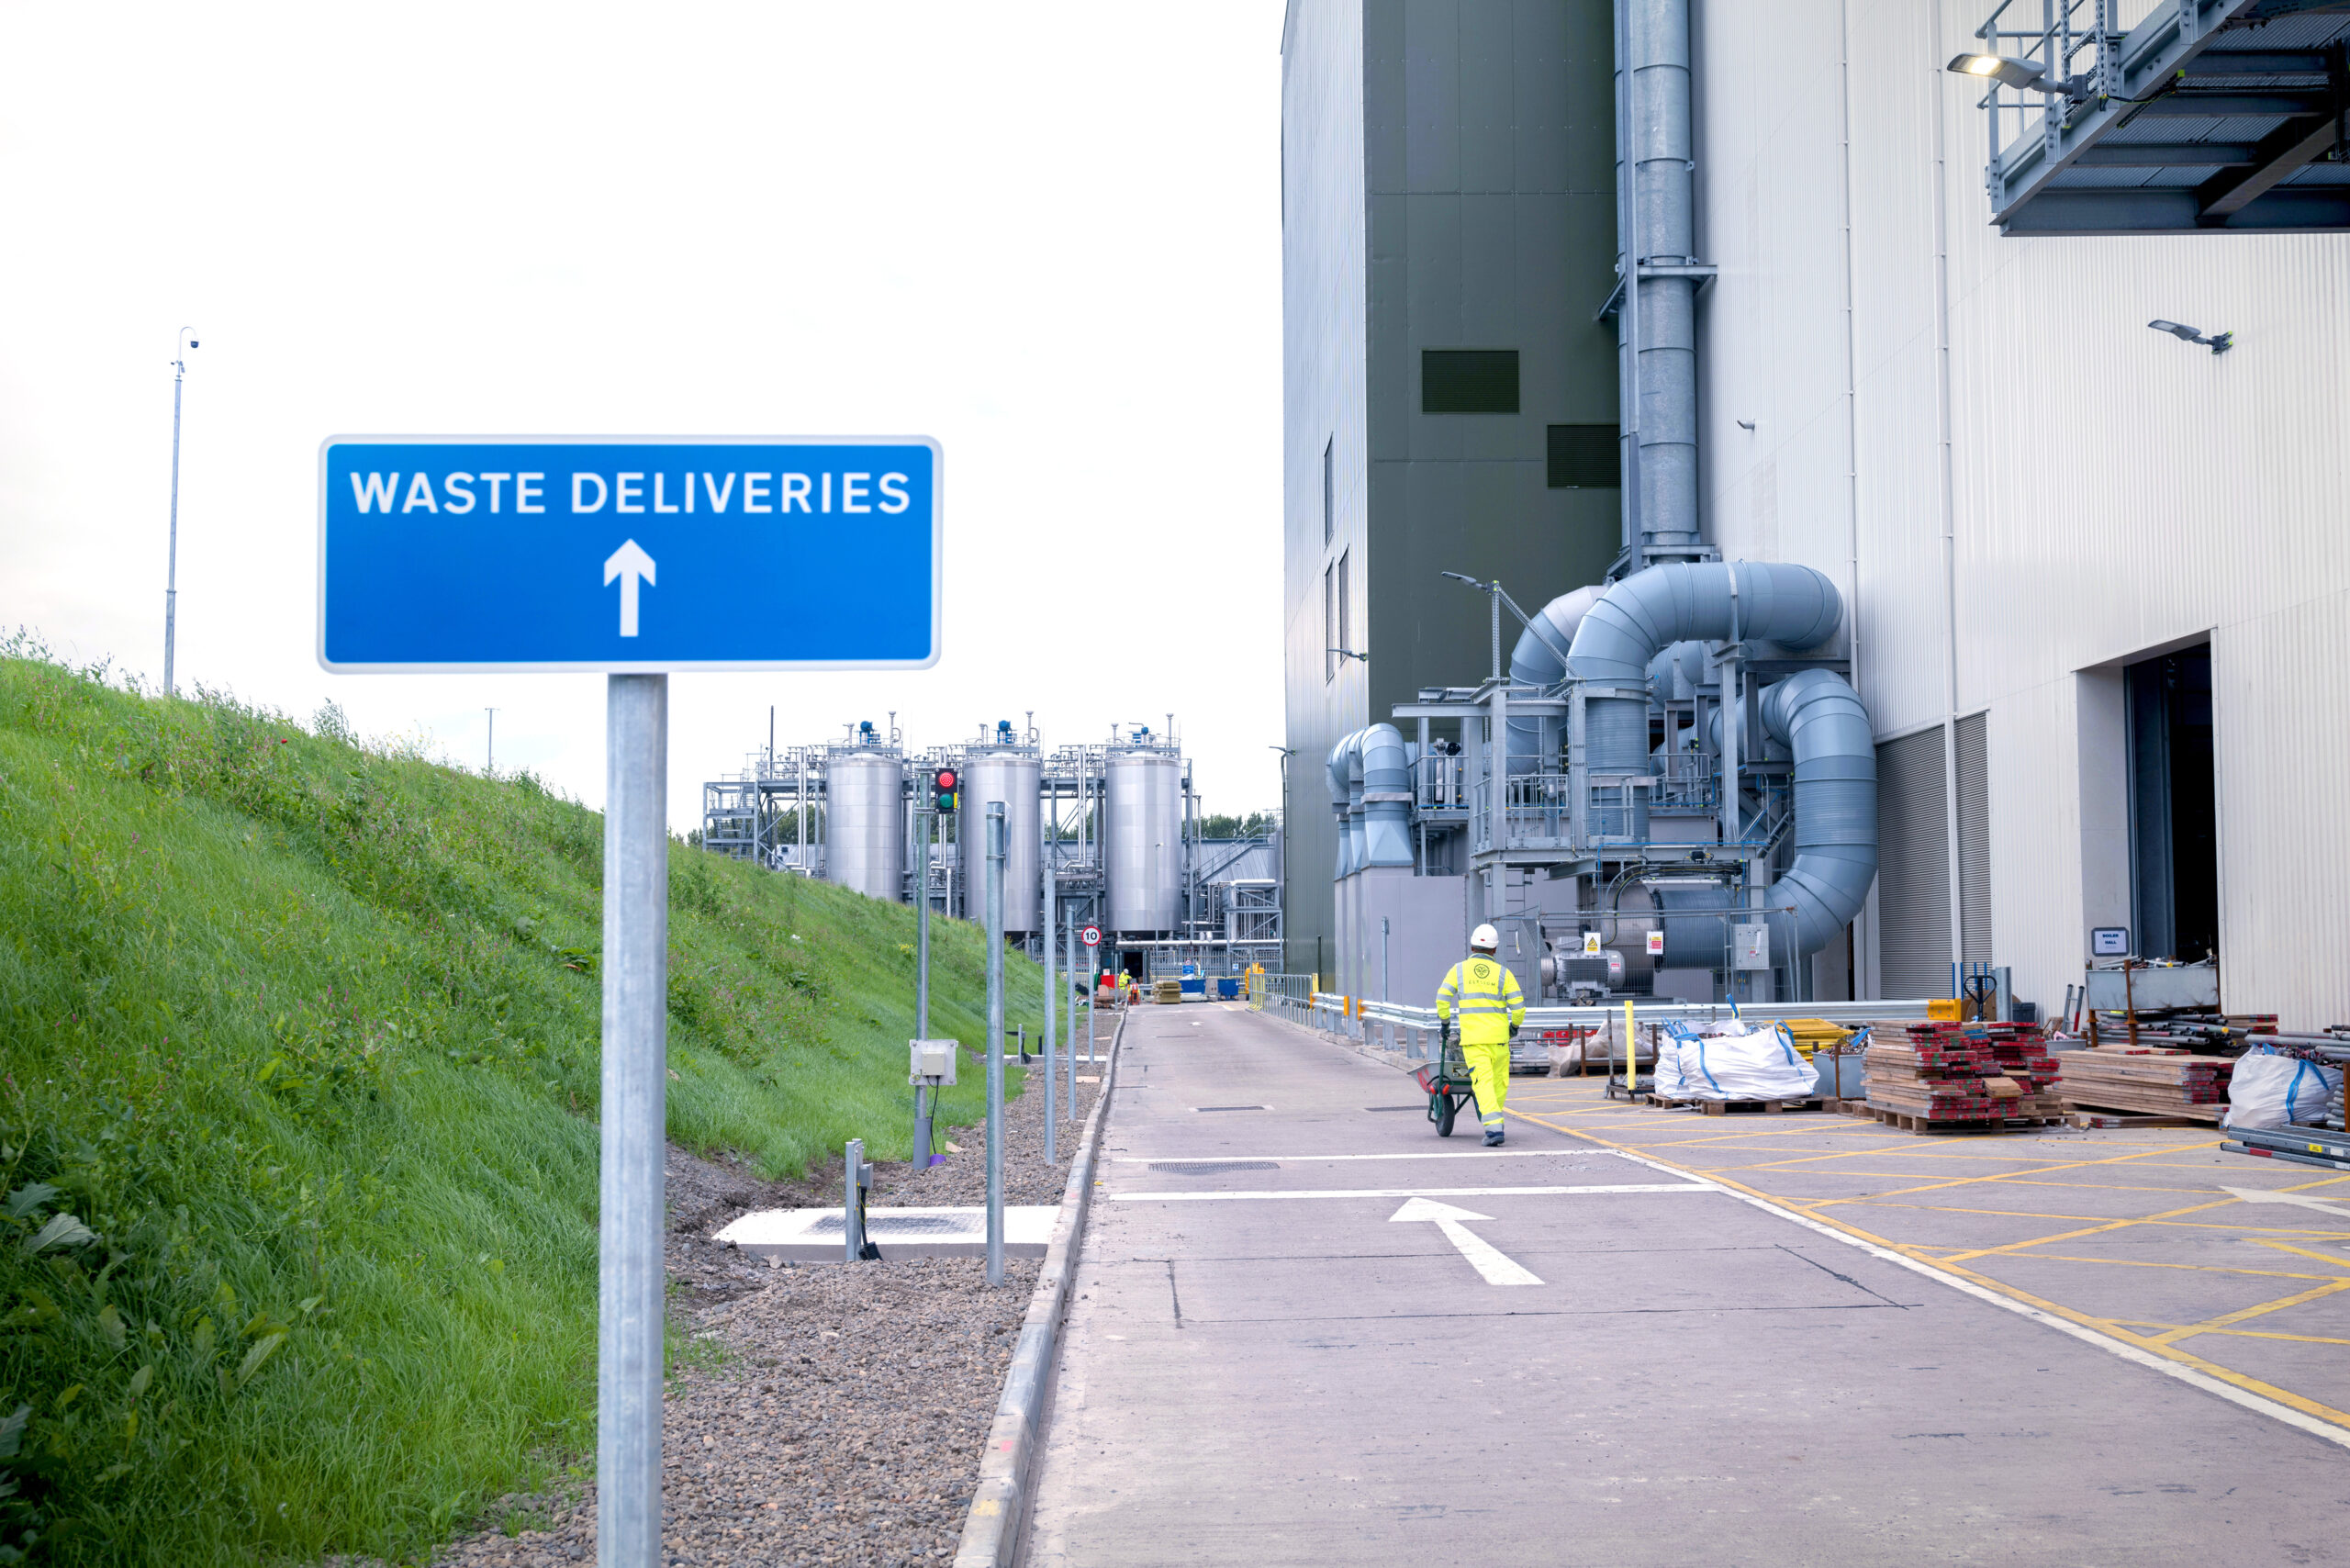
[1280,0,1371,972]
[1692,0,2350,1025]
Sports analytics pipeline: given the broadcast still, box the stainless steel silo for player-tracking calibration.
[1105,749,1183,935]
[964,748,1042,933]
[824,751,906,902]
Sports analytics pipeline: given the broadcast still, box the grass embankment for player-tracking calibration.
[0,650,1046,1564]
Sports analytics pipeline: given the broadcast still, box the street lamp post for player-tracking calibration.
[163,328,198,697]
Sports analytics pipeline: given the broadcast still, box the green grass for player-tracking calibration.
[0,645,1047,1564]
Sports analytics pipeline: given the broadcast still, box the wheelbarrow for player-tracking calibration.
[1411,1034,1478,1137]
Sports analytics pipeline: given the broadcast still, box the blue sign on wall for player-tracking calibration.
[319,437,941,671]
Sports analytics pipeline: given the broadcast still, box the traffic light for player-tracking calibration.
[932,767,959,813]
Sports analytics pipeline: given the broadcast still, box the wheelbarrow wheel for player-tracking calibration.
[1434,1092,1457,1137]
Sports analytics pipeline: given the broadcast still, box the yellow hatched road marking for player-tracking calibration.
[1508,1104,2350,1435]
[2148,1279,2350,1346]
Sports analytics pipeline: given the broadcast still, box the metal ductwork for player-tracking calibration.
[1566,561,1842,835]
[1357,724,1416,868]
[1326,736,1356,879]
[1757,670,1877,956]
[1329,725,1415,879]
[1616,0,1702,563]
[1505,585,1605,775]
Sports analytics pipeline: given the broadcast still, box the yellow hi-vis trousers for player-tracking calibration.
[1464,1040,1510,1133]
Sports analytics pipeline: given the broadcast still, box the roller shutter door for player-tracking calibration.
[1877,728,1952,998]
[1955,711,1992,966]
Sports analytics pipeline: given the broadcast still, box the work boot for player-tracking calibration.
[1483,1127,1505,1148]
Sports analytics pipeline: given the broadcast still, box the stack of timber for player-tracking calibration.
[1863,1023,2065,1130]
[1781,1018,1854,1058]
[2057,1047,2233,1123]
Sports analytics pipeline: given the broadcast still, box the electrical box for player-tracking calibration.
[909,1038,958,1086]
[1732,923,1771,971]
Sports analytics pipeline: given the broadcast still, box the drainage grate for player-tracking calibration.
[1191,1104,1271,1113]
[808,1215,971,1236]
[1365,1106,1423,1113]
[1147,1161,1281,1174]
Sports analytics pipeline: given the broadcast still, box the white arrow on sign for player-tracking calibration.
[2222,1185,2350,1217]
[603,539,657,637]
[1390,1196,1542,1286]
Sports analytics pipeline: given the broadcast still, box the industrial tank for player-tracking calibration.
[825,751,905,902]
[964,747,1042,933]
[1105,749,1182,935]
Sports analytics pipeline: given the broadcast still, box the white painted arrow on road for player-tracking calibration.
[603,539,656,637]
[1390,1196,1542,1286]
[2222,1185,2350,1217]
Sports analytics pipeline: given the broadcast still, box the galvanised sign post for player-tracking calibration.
[319,435,941,1568]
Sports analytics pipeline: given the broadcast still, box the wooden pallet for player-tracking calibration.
[1863,1105,2066,1134]
[2066,1109,2205,1129]
[1644,1095,1826,1115]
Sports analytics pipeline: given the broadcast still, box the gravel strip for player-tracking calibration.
[425,1012,1118,1567]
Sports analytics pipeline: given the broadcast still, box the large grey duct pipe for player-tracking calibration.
[1566,561,1842,836]
[1326,736,1355,879]
[1327,726,1415,880]
[1616,0,1700,561]
[1505,586,1605,774]
[1757,670,1877,955]
[1358,723,1416,868]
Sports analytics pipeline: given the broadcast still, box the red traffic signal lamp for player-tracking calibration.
[932,767,959,812]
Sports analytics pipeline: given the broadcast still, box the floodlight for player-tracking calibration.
[2148,320,2233,353]
[1946,53,2057,91]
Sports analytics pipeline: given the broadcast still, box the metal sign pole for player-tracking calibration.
[599,673,667,1568]
[1065,921,1078,1115]
[916,809,931,1038]
[913,807,934,1169]
[985,803,1006,1285]
[1043,857,1057,1163]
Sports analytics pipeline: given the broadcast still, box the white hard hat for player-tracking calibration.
[1471,924,1499,952]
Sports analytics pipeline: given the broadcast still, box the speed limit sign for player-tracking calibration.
[1080,924,1102,947]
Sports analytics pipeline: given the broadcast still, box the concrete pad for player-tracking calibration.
[1028,1004,2350,1566]
[711,1204,1058,1262]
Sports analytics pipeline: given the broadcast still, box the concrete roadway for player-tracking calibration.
[1021,1002,2350,1566]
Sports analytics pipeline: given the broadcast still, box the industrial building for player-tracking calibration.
[1282,0,2350,1029]
[700,719,1281,979]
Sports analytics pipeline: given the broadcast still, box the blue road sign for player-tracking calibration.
[318,436,940,671]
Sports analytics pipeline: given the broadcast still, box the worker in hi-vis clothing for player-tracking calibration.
[1436,924,1527,1147]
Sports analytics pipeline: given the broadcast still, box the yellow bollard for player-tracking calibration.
[1623,998,1637,1095]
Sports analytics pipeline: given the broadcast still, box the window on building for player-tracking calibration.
[1422,350,1519,414]
[1337,550,1350,670]
[1547,424,1620,488]
[1322,436,1334,544]
[1323,562,1335,682]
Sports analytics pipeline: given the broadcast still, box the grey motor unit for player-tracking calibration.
[825,751,906,902]
[964,748,1041,933]
[1105,748,1182,935]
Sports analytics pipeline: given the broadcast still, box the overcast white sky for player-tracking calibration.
[0,4,1287,833]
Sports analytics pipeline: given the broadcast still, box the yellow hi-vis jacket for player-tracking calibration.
[1436,955,1525,1047]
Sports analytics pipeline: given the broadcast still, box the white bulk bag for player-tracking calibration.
[2222,1049,2344,1132]
[1679,1021,1820,1102]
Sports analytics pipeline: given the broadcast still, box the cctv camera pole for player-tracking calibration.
[162,329,196,698]
[985,802,1006,1285]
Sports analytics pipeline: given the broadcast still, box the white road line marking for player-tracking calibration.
[1108,1183,1709,1202]
[1390,1197,1542,1285]
[1596,1144,2350,1453]
[2222,1184,2350,1217]
[1108,1149,1613,1164]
